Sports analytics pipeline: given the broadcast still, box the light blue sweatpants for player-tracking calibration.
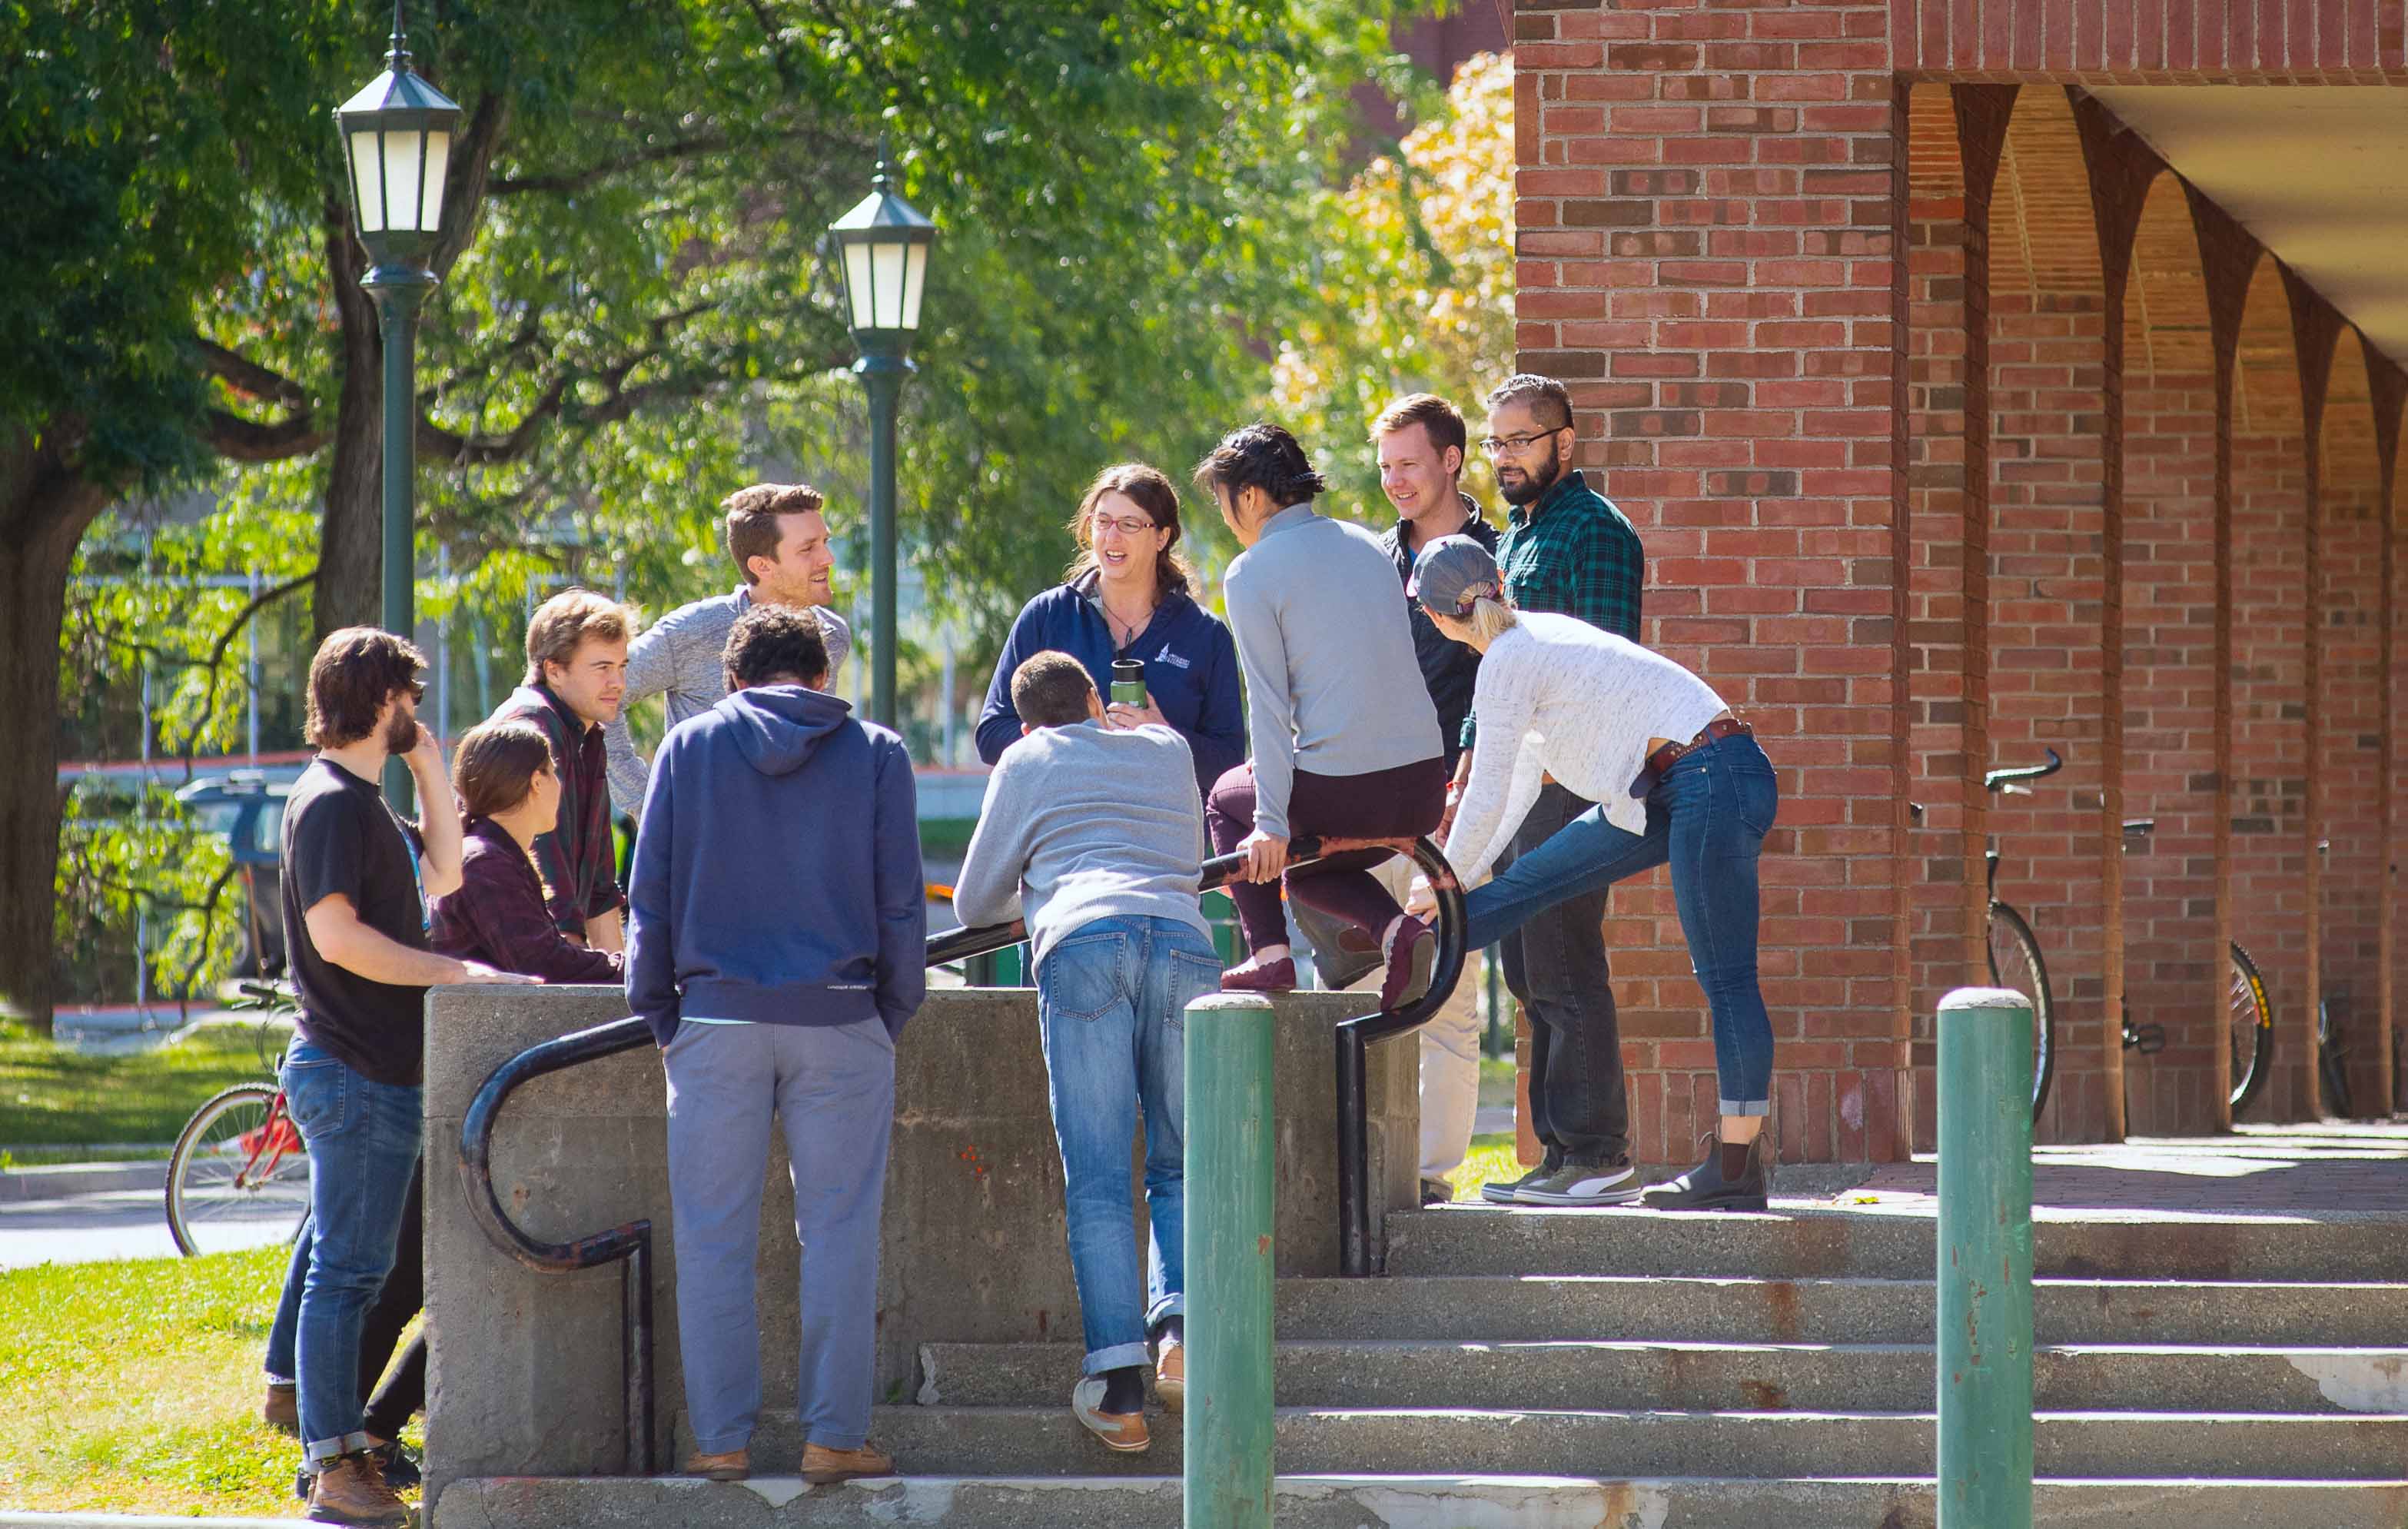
[663,1016,895,1455]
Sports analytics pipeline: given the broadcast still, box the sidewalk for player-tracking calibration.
[1818,1120,2408,1218]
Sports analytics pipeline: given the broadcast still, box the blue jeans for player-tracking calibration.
[1465,732,1780,1116]
[1035,915,1220,1374]
[278,1041,422,1469]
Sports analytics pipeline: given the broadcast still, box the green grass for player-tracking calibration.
[0,1245,314,1516]
[0,1019,271,1149]
[918,816,978,857]
[1442,1132,1531,1203]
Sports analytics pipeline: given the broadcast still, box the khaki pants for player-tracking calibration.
[1332,856,1484,1182]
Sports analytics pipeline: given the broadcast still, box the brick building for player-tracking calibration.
[1510,0,2405,1158]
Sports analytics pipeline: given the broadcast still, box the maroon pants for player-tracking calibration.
[1205,757,1448,956]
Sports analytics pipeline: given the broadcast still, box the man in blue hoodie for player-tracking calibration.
[625,605,924,1487]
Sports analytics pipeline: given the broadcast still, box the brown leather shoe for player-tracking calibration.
[262,1381,297,1434]
[1071,1378,1151,1453]
[683,1448,749,1481]
[801,1440,896,1485]
[305,1451,410,1527]
[1153,1338,1184,1413]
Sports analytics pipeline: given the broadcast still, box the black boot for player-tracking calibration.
[1642,1132,1770,1212]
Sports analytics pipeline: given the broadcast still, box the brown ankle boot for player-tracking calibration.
[262,1381,297,1434]
[683,1447,749,1481]
[802,1440,896,1485]
[305,1451,410,1527]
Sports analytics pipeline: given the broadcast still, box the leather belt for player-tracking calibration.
[1642,716,1751,780]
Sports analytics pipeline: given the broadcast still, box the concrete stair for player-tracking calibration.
[437,1203,2408,1527]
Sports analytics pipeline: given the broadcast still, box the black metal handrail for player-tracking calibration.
[456,1015,656,1474]
[455,833,1468,1471]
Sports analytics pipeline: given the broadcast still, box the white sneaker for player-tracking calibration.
[1514,1155,1643,1206]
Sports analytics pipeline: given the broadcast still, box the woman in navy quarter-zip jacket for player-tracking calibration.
[975,464,1243,803]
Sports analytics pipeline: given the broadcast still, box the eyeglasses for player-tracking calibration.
[1090,513,1160,537]
[403,682,426,704]
[1479,429,1561,458]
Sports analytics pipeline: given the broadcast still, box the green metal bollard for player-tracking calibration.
[1184,991,1276,1529]
[1935,986,2036,1529]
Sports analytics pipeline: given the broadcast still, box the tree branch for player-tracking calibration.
[173,570,319,774]
[202,410,329,463]
[487,124,847,196]
[195,338,311,410]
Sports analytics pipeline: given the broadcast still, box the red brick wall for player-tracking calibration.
[2319,395,2386,1116]
[1514,0,1908,1165]
[1890,0,2406,81]
[1985,285,2114,1142]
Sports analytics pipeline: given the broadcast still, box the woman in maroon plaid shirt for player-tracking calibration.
[430,720,624,984]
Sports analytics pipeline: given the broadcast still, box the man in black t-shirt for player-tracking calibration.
[273,627,533,1528]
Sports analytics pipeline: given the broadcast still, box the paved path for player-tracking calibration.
[1825,1120,2408,1218]
[0,1187,297,1270]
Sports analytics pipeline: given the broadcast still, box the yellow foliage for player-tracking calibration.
[1267,52,1516,516]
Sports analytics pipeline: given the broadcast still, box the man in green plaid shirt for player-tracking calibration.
[1445,374,1649,1208]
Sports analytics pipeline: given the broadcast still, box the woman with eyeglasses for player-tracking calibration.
[975,464,1244,803]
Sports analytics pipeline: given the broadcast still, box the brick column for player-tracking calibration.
[1513,0,1906,1164]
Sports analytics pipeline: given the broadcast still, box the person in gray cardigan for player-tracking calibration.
[950,651,1219,1455]
[604,482,855,818]
[1193,423,1447,1012]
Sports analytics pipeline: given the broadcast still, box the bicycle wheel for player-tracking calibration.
[1985,902,2057,1122]
[2226,942,2274,1115]
[2317,1000,2355,1119]
[166,1083,311,1257]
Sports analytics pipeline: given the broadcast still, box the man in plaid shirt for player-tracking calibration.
[1448,374,1650,1209]
[491,589,635,951]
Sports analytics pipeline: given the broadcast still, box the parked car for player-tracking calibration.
[174,771,294,978]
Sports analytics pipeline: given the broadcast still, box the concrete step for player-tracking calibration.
[1385,1205,2408,1282]
[713,1405,2408,1481]
[918,1338,2408,1414]
[1277,1274,2408,1348]
[427,1474,2408,1529]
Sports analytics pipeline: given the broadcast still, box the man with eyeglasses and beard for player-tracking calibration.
[274,628,536,1527]
[1448,374,1651,1212]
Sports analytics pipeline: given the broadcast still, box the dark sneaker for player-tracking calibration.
[304,1451,410,1527]
[1220,956,1297,993]
[1478,1152,1562,1205]
[1642,1134,1771,1212]
[1515,1155,1643,1206]
[1420,1175,1454,1207]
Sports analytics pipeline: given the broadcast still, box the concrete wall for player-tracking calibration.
[420,986,1416,1498]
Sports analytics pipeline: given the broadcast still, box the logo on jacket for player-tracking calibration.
[1152,644,1190,670]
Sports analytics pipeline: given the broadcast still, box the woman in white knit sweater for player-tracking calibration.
[1406,535,1781,1211]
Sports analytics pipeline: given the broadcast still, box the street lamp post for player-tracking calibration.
[334,4,460,810]
[827,150,936,730]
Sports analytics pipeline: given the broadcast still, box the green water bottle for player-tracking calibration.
[1111,657,1148,710]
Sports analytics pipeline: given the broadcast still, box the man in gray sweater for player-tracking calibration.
[949,651,1219,1457]
[604,483,855,818]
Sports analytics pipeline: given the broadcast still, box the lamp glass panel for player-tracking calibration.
[842,241,877,331]
[381,128,426,233]
[899,242,928,331]
[348,130,387,232]
[871,241,907,329]
[419,131,452,233]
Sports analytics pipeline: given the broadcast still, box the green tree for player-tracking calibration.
[1267,49,1514,517]
[10,0,1427,1030]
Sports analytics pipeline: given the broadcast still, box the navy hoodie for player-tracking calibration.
[975,575,1244,802]
[625,685,925,1047]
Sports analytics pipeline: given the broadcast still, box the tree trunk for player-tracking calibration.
[314,203,386,647]
[0,426,115,1038]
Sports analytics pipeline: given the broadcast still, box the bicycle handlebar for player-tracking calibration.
[1984,747,2063,793]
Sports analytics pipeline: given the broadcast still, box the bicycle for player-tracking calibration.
[1916,750,2276,1122]
[165,981,311,1257]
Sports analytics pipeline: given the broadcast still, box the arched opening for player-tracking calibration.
[2315,332,2382,1116]
[2117,170,2221,1135]
[2229,257,2310,1121]
[1985,88,2112,1145]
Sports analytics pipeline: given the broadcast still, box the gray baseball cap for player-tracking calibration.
[1406,533,1503,617]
